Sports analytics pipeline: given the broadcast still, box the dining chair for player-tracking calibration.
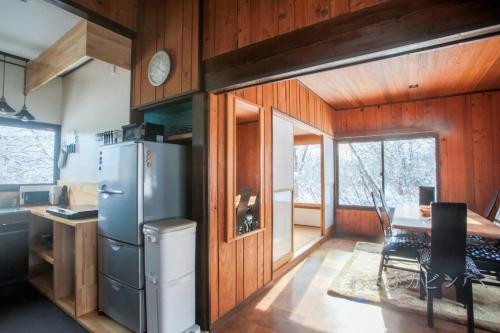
[417,203,484,333]
[467,190,499,247]
[467,205,500,282]
[419,186,435,206]
[378,189,427,241]
[371,191,426,286]
[482,190,499,220]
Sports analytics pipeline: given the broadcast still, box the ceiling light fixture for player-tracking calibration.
[15,60,35,122]
[0,55,17,115]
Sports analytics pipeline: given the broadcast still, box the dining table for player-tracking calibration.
[392,204,500,239]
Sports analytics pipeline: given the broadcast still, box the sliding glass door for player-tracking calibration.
[272,112,294,268]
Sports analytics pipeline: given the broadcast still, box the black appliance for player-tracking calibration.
[122,123,164,142]
[46,205,98,220]
[0,210,30,285]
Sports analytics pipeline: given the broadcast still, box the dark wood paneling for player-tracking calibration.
[131,0,200,108]
[203,0,500,92]
[209,79,334,323]
[204,0,385,59]
[334,91,500,236]
[48,0,138,36]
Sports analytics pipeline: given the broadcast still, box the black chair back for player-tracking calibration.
[419,186,436,206]
[482,190,499,219]
[430,202,467,278]
[494,205,500,227]
[378,189,394,224]
[371,191,391,238]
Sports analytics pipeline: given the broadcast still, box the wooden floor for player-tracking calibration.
[216,235,486,333]
[294,225,321,251]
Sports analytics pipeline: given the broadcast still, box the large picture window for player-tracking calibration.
[337,135,437,208]
[0,118,60,190]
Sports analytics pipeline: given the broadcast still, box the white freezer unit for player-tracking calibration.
[144,219,198,333]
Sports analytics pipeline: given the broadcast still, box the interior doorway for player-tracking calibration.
[272,111,334,270]
[292,125,322,251]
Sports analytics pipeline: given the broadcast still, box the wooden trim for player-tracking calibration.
[294,203,321,210]
[226,94,266,242]
[45,0,137,38]
[334,126,446,140]
[204,0,500,92]
[191,93,210,330]
[294,134,321,145]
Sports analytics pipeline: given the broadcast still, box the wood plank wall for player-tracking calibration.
[334,91,500,236]
[203,0,387,59]
[209,79,334,323]
[131,0,199,108]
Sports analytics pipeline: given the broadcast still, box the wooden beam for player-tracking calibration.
[26,20,131,94]
[204,0,500,93]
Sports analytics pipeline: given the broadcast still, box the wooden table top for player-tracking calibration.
[392,204,500,239]
[28,206,98,227]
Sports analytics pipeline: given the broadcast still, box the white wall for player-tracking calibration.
[293,207,321,227]
[1,60,62,124]
[59,60,130,182]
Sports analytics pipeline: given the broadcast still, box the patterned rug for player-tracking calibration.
[328,242,500,332]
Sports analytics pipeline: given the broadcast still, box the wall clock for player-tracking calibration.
[148,50,171,87]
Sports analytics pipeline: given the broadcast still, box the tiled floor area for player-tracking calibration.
[217,236,485,333]
[294,225,321,251]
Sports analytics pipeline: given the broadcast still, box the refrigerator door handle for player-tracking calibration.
[98,184,124,195]
[107,239,124,251]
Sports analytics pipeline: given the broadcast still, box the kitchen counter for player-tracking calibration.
[27,205,97,227]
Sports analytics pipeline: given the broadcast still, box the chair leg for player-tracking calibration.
[427,287,434,328]
[419,271,426,300]
[465,281,475,333]
[377,254,385,286]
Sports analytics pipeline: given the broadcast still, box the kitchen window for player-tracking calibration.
[0,118,60,190]
[337,135,437,208]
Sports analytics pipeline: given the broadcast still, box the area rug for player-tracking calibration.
[328,242,500,332]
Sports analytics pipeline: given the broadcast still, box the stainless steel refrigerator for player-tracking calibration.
[97,140,190,333]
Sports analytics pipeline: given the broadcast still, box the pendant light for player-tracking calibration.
[15,60,35,122]
[0,55,16,115]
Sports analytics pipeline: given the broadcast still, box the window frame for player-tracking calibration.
[0,117,61,192]
[334,132,440,210]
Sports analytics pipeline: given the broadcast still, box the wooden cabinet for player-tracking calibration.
[131,0,200,108]
[62,0,139,33]
[28,208,97,318]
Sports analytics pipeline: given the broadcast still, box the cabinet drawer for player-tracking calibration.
[99,274,145,333]
[98,236,144,288]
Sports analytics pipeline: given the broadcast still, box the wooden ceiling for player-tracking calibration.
[298,36,500,110]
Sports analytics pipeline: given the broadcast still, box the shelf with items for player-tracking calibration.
[143,97,193,145]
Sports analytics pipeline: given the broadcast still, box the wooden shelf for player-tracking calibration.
[30,274,53,300]
[230,228,266,242]
[78,311,132,333]
[165,132,192,142]
[56,295,75,317]
[31,244,54,265]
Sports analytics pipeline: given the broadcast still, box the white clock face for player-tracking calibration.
[148,50,171,87]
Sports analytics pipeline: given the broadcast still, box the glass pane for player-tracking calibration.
[294,144,321,204]
[0,125,55,185]
[383,137,436,207]
[338,141,382,206]
[273,190,293,262]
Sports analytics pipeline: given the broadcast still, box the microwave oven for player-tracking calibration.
[19,185,63,205]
